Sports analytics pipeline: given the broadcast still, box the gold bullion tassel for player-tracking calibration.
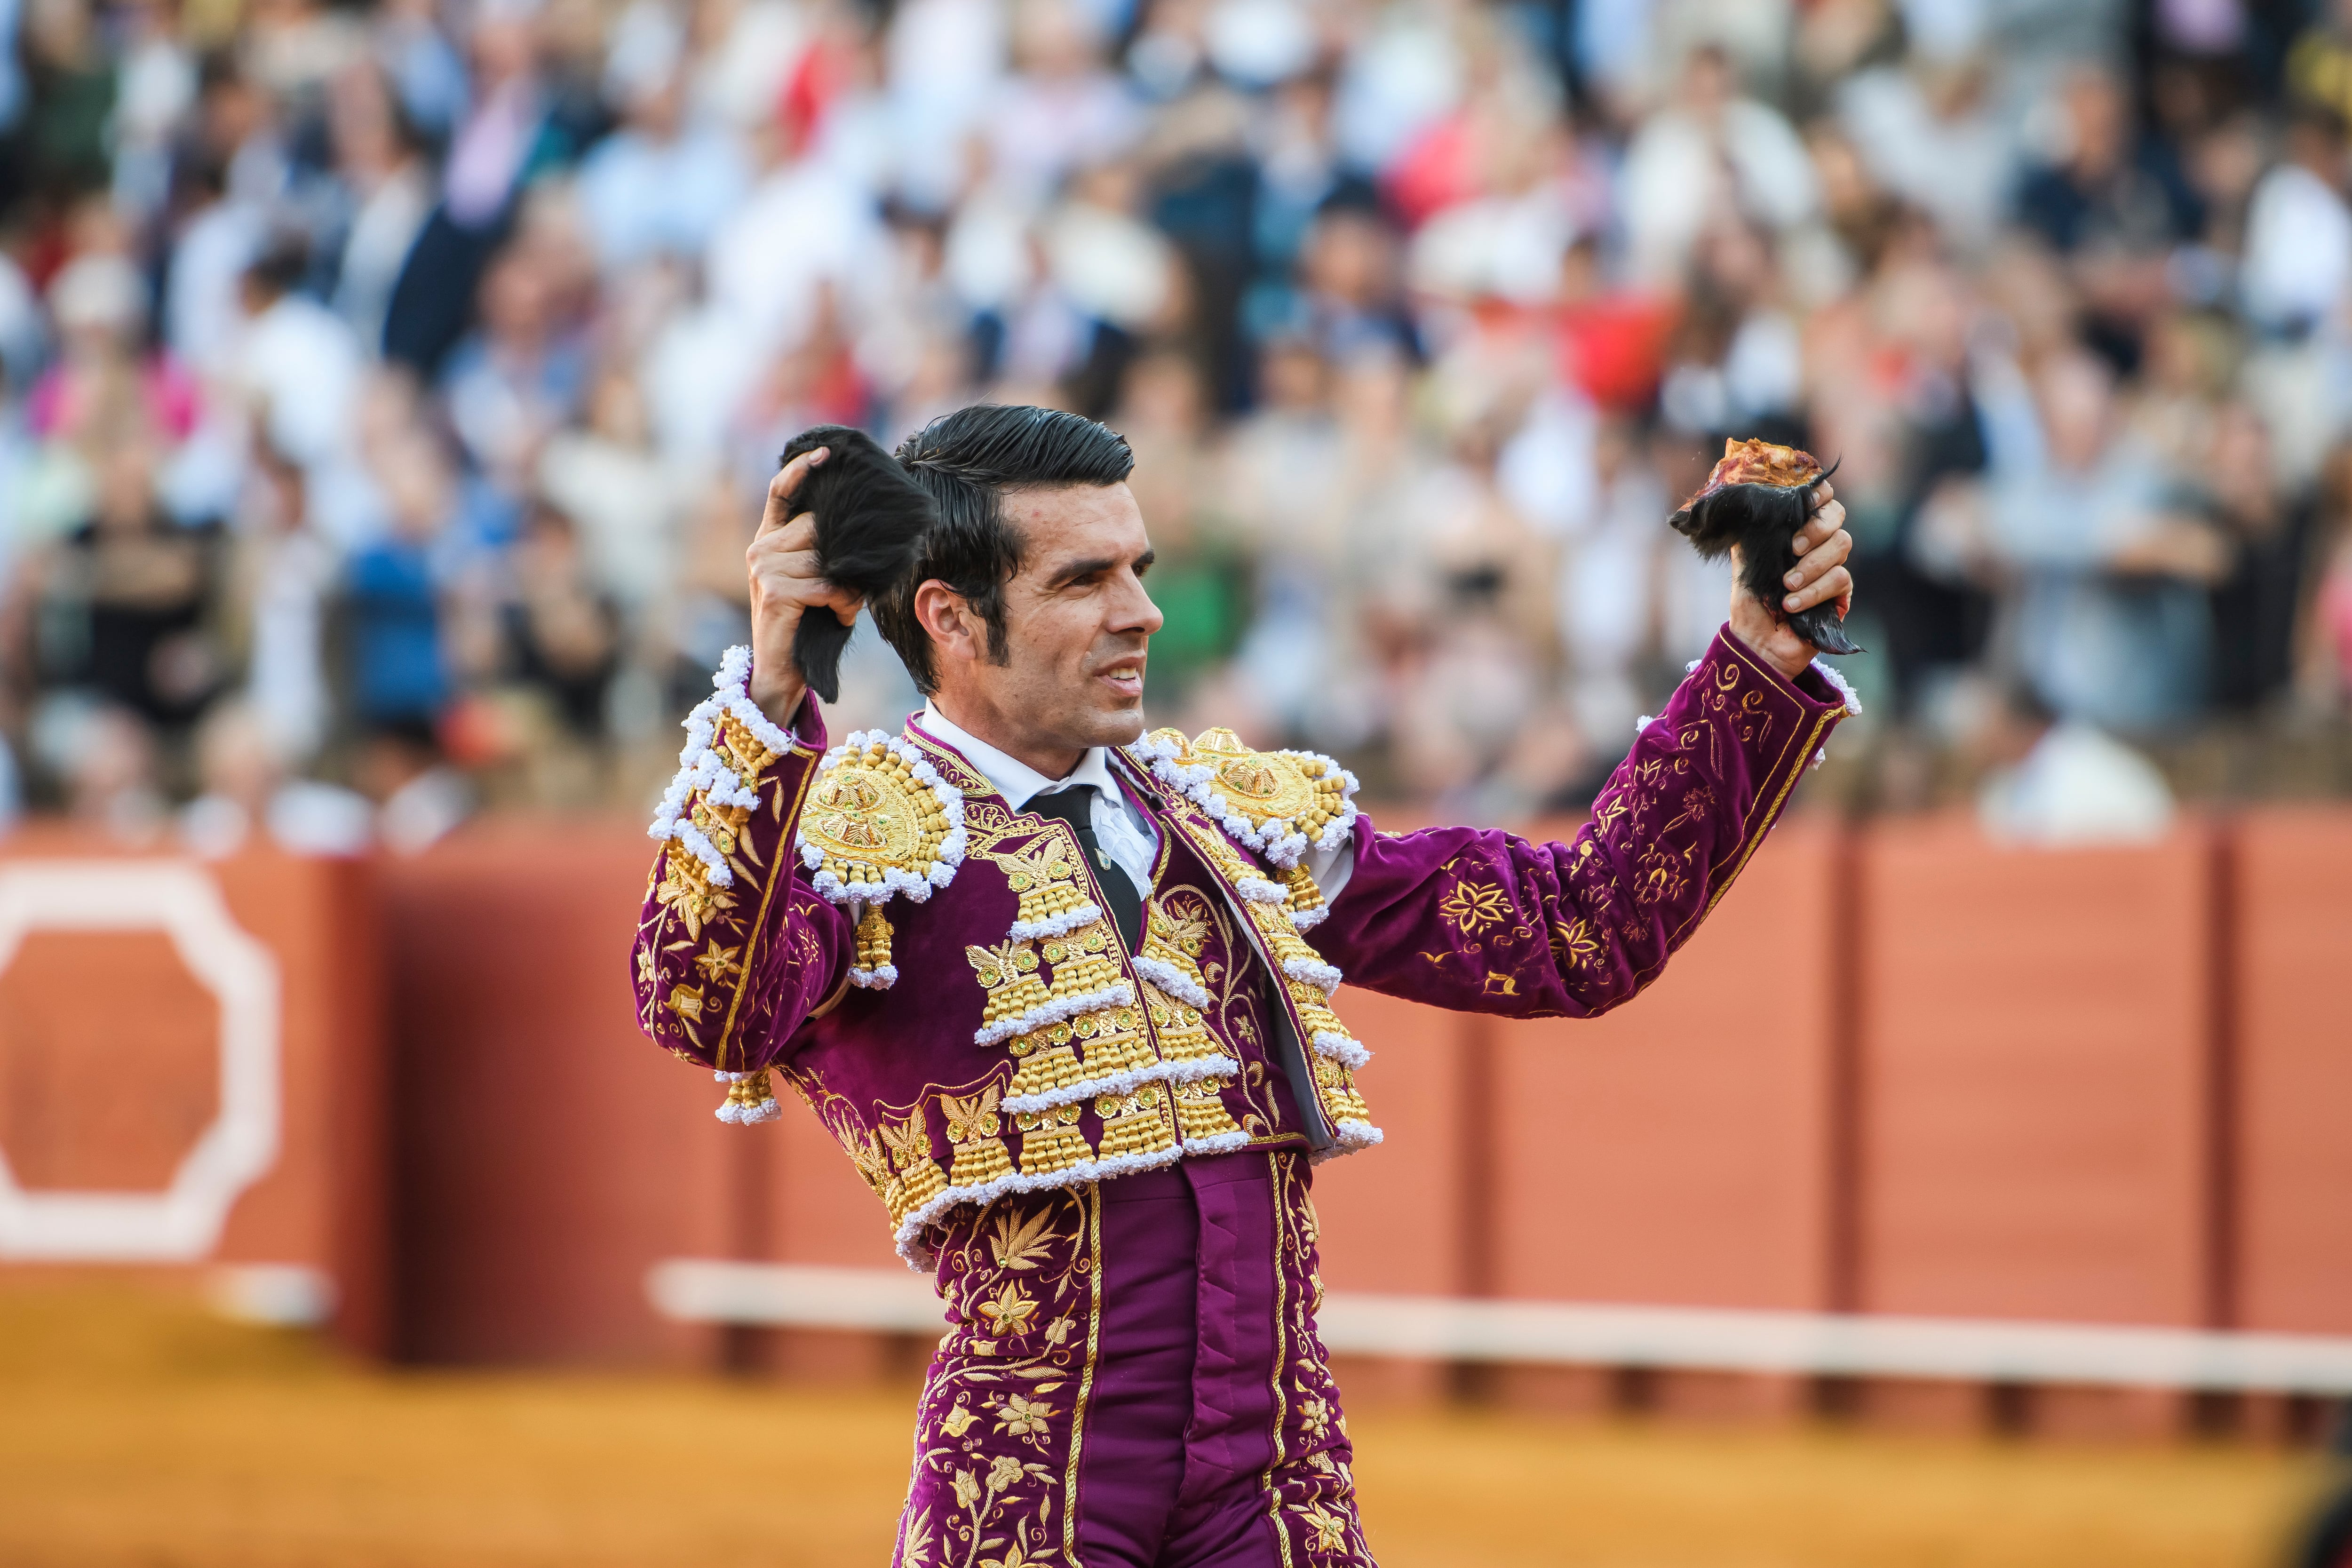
[1007,1024,1084,1102]
[1171,1075,1243,1143]
[969,939,1053,1047]
[715,1067,780,1124]
[853,901,898,987]
[1282,861,1325,927]
[1014,1101,1092,1176]
[1094,1083,1178,1161]
[943,1086,1016,1188]
[881,1112,948,1217]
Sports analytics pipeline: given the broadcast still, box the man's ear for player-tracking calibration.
[913,579,981,672]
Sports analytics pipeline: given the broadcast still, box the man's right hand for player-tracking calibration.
[745,446,862,727]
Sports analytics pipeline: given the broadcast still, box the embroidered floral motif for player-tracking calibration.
[1294,1501,1351,1554]
[1550,915,1602,971]
[898,1506,936,1568]
[1437,879,1510,936]
[976,1280,1038,1337]
[1633,841,1694,907]
[904,1189,1097,1568]
[653,856,732,939]
[993,1393,1056,1436]
[840,1122,893,1200]
[987,1207,1057,1270]
[1262,1156,1375,1565]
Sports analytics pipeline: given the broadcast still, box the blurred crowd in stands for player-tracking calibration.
[5,0,2352,853]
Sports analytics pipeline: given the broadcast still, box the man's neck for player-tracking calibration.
[926,692,1085,781]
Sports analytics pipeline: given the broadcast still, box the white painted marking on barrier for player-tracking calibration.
[0,862,282,1260]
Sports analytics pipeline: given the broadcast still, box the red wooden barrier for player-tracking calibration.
[1488,820,1843,1313]
[762,1101,905,1271]
[1311,987,1475,1297]
[2232,809,2352,1336]
[1854,818,2214,1328]
[381,820,727,1365]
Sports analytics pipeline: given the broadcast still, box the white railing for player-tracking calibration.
[647,1258,2352,1394]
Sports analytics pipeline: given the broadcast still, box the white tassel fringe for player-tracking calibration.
[971,982,1137,1048]
[1283,955,1342,994]
[1309,1030,1371,1069]
[1009,903,1104,942]
[1810,656,1863,717]
[1129,953,1212,1010]
[648,646,802,882]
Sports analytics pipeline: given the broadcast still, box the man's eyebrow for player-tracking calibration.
[1044,549,1152,589]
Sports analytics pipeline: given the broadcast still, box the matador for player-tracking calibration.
[632,405,1860,1567]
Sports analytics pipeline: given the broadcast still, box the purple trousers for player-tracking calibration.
[895,1150,1375,1567]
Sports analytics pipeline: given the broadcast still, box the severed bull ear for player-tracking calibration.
[777,426,938,702]
[1669,441,1862,656]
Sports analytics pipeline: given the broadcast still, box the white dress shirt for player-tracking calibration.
[918,704,1355,903]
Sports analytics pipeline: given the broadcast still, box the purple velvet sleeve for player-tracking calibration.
[631,697,853,1075]
[1307,628,1851,1019]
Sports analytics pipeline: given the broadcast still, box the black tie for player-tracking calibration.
[1028,787,1144,953]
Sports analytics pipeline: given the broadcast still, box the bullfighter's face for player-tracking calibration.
[952,479,1164,775]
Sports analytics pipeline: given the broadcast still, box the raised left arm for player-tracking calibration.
[1307,627,1856,1019]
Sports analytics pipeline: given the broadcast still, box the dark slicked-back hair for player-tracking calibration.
[877,405,1134,694]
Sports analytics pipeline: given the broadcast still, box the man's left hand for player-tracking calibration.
[1728,481,1854,680]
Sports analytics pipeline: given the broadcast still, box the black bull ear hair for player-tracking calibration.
[1666,455,1863,657]
[775,425,938,703]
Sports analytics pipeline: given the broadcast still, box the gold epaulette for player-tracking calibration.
[1136,727,1359,868]
[795,729,969,988]
[1134,727,1359,932]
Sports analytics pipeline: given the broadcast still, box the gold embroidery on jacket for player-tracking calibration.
[1175,811,1378,1135]
[1437,880,1509,936]
[940,1085,1015,1189]
[881,1110,949,1220]
[1550,915,1602,971]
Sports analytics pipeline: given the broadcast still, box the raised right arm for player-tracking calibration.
[632,647,850,1120]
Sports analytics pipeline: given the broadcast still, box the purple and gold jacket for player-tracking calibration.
[631,630,1856,1263]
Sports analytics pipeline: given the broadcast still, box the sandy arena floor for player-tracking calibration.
[0,1285,2328,1568]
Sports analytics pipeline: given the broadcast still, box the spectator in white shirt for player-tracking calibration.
[2241,103,2352,336]
[1620,44,1819,285]
[1972,679,2176,847]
